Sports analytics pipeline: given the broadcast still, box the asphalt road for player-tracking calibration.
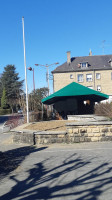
[0,136,112,200]
[0,116,10,133]
[0,115,9,124]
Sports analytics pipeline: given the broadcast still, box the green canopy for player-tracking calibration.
[42,82,109,105]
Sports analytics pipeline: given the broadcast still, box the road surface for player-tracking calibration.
[0,137,112,200]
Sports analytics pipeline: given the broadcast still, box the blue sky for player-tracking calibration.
[0,0,112,93]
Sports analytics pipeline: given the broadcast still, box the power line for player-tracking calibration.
[35,62,59,96]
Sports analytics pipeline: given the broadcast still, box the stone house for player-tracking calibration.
[52,51,112,103]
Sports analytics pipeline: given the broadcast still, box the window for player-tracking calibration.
[97,85,101,92]
[80,62,88,68]
[70,74,73,79]
[77,74,83,82]
[86,74,92,82]
[87,86,93,89]
[96,73,101,80]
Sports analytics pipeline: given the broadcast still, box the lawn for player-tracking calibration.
[24,120,75,131]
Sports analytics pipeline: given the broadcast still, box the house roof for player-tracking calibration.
[42,82,109,105]
[52,54,112,73]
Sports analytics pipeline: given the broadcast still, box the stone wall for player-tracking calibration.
[13,131,66,145]
[13,131,35,145]
[66,121,112,142]
[12,121,112,145]
[35,131,67,145]
[53,70,112,95]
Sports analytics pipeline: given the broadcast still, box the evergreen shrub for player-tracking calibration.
[0,108,11,115]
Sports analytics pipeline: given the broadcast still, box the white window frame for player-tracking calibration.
[86,74,92,82]
[96,73,101,80]
[87,86,93,89]
[81,62,88,68]
[70,74,73,79]
[97,85,101,92]
[77,74,83,82]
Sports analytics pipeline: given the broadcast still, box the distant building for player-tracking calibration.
[52,51,112,103]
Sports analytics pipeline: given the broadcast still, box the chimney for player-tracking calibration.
[89,49,92,56]
[67,51,71,64]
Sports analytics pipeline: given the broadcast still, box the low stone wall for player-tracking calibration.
[12,121,112,145]
[12,131,66,145]
[13,131,35,145]
[35,131,66,145]
[66,121,112,142]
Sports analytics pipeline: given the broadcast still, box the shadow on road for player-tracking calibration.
[0,146,47,180]
[0,149,112,200]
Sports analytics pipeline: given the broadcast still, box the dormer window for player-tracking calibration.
[108,59,112,67]
[80,62,88,68]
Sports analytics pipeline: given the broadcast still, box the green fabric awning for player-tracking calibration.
[42,82,109,105]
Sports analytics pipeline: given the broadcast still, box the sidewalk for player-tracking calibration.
[11,123,30,132]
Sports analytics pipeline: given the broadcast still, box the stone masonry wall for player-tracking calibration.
[53,70,112,95]
[34,131,67,145]
[13,131,66,145]
[13,122,112,145]
[66,121,112,142]
[13,132,35,145]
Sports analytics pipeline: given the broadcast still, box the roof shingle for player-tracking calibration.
[52,55,112,73]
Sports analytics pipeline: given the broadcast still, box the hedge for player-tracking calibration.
[0,108,11,115]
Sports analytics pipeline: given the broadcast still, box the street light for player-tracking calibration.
[35,62,59,95]
[27,67,35,92]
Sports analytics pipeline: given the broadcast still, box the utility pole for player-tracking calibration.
[47,67,50,95]
[22,17,29,123]
[35,62,59,119]
[35,62,59,96]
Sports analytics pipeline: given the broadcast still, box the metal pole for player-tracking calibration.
[33,68,35,92]
[46,67,50,117]
[22,17,29,123]
[47,67,50,95]
[35,62,59,96]
[93,69,95,90]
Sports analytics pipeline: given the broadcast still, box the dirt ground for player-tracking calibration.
[24,120,75,131]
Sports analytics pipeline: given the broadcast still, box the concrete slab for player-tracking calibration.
[67,121,112,126]
[67,114,109,121]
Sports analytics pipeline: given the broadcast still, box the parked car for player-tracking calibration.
[18,109,23,114]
